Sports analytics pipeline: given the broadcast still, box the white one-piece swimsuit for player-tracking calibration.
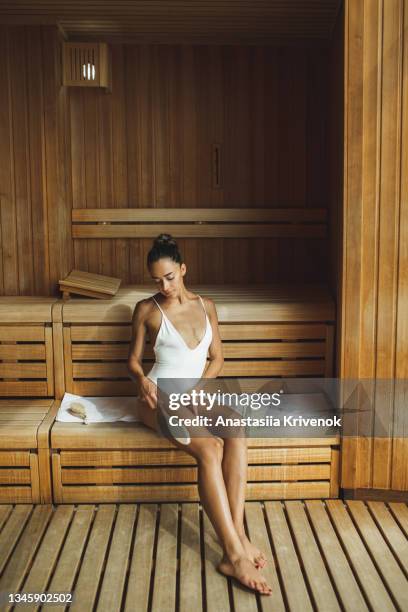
[147,294,213,387]
[142,295,213,444]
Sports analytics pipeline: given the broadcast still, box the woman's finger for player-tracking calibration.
[146,395,156,410]
[147,383,158,400]
[140,390,155,410]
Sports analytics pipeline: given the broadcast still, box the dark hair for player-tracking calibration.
[147,233,183,267]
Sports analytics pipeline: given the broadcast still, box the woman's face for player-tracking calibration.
[149,258,186,297]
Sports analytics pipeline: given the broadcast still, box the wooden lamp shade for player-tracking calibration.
[62,42,111,90]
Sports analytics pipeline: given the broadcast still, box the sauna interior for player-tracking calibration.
[0,2,344,296]
[2,4,408,609]
[0,0,406,506]
[0,0,347,506]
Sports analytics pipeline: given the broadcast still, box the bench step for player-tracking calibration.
[51,427,340,502]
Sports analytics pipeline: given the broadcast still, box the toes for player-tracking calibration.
[260,584,272,595]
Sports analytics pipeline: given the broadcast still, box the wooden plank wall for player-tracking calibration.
[70,45,331,285]
[0,26,73,296]
[341,0,408,493]
[0,26,333,292]
[328,5,344,377]
[0,28,335,293]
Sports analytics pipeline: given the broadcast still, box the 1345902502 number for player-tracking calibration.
[4,592,74,605]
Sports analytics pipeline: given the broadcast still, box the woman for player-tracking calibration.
[128,234,272,596]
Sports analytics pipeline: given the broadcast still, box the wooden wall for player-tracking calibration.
[0,26,72,296]
[341,0,408,495]
[329,6,345,376]
[70,44,332,285]
[0,26,335,292]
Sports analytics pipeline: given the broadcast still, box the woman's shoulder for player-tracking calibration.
[199,295,214,306]
[134,296,155,310]
[131,297,157,322]
[197,295,217,318]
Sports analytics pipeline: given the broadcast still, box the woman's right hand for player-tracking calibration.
[138,376,158,410]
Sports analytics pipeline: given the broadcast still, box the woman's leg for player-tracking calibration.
[192,394,267,567]
[161,395,267,567]
[221,437,267,568]
[135,399,272,595]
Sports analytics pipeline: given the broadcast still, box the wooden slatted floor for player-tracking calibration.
[0,501,407,612]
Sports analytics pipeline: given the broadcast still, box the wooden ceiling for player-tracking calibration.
[0,1,342,44]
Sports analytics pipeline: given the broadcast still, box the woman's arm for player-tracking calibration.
[202,297,224,379]
[127,300,157,410]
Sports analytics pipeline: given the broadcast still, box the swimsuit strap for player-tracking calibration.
[198,295,207,316]
[151,296,166,317]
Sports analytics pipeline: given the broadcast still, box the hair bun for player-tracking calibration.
[147,233,183,266]
[154,233,177,248]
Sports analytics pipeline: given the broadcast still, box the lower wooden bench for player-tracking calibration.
[0,400,59,503]
[51,421,340,503]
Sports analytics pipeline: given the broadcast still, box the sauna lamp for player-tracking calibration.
[83,62,96,81]
[62,42,111,91]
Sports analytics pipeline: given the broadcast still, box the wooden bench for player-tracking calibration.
[72,208,327,239]
[49,285,340,502]
[51,422,340,503]
[60,284,335,395]
[0,298,56,398]
[0,299,60,503]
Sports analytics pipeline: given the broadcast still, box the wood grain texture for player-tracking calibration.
[59,286,335,399]
[328,4,344,378]
[340,0,408,493]
[0,400,57,504]
[0,300,56,397]
[0,500,404,611]
[0,1,342,44]
[0,26,72,296]
[69,44,331,285]
[0,24,335,292]
[59,269,121,298]
[60,284,336,322]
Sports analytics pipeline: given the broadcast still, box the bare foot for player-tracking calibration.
[239,533,267,568]
[217,554,272,596]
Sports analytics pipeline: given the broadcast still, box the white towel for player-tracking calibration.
[56,393,141,423]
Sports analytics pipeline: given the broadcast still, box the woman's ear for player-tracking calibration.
[180,263,187,277]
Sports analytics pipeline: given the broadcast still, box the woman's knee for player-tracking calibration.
[194,436,224,465]
[223,435,247,447]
